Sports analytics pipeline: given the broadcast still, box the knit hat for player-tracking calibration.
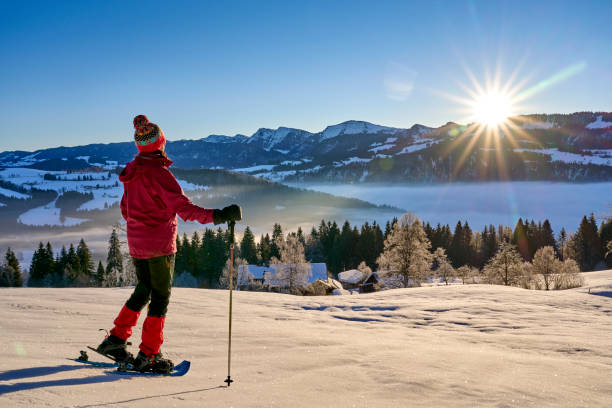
[133,114,166,153]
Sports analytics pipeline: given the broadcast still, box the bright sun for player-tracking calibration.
[472,91,514,128]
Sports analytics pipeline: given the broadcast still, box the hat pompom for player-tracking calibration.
[133,115,166,153]
[134,115,150,134]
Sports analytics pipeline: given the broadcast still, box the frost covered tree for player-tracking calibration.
[105,229,123,287]
[456,265,478,284]
[553,259,584,289]
[357,261,372,280]
[219,257,247,289]
[484,242,523,286]
[121,253,137,286]
[532,246,560,290]
[270,235,312,293]
[433,247,455,285]
[376,213,433,287]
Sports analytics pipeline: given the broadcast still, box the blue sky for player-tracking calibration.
[1,0,610,151]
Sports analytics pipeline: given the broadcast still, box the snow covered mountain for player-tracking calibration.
[1,112,611,183]
[319,120,407,141]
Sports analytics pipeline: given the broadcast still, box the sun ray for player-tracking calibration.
[451,124,486,180]
[432,60,590,181]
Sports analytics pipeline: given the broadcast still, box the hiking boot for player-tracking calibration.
[96,334,133,363]
[132,350,174,374]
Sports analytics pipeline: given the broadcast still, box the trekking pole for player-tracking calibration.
[224,220,236,387]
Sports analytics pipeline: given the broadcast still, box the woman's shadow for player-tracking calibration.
[0,363,122,394]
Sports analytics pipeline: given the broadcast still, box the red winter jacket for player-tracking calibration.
[119,152,214,259]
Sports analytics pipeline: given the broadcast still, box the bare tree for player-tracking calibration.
[376,213,433,288]
[484,242,523,286]
[271,235,312,293]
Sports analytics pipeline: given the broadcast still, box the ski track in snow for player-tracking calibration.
[1,270,612,407]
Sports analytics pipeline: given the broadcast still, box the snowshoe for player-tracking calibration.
[132,351,174,374]
[96,334,133,363]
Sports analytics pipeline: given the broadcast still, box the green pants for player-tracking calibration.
[125,254,175,317]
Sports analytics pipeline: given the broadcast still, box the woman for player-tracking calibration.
[97,115,241,373]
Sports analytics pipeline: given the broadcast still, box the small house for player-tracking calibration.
[359,272,381,293]
[238,263,328,290]
[338,269,366,290]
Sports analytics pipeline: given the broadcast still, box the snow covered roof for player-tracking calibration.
[338,269,365,284]
[239,263,327,284]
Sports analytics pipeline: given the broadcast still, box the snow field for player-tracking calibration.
[1,270,611,407]
[0,167,208,226]
[514,148,612,166]
[586,115,612,129]
[17,198,90,227]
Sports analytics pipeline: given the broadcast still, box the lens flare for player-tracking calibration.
[472,91,514,128]
[431,61,587,182]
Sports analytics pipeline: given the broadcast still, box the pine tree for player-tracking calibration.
[43,242,55,285]
[571,214,602,271]
[557,228,568,260]
[66,243,83,286]
[338,221,358,271]
[600,218,612,267]
[512,218,530,261]
[188,231,201,276]
[358,222,376,269]
[320,221,341,275]
[541,220,556,252]
[240,227,258,264]
[106,229,123,287]
[198,229,216,285]
[258,233,272,265]
[462,221,474,266]
[175,235,185,276]
[304,227,323,263]
[296,227,305,246]
[449,221,465,267]
[28,242,45,286]
[270,223,283,260]
[76,238,94,278]
[96,261,105,286]
[5,248,23,287]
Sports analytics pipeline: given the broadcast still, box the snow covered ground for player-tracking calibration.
[17,198,90,227]
[0,167,209,225]
[514,148,612,166]
[1,270,611,407]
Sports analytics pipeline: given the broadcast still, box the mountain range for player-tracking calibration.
[1,112,611,183]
